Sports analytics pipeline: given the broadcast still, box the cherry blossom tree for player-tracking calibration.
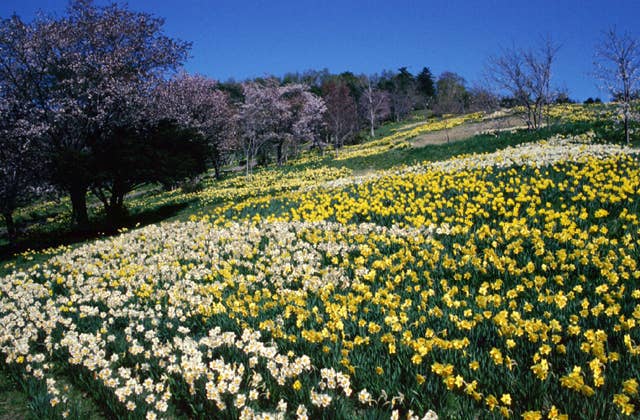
[0,0,190,229]
[239,80,325,175]
[154,73,236,179]
[0,95,46,242]
[239,80,287,175]
[277,84,326,163]
[290,88,327,152]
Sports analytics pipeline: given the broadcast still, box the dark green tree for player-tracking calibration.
[91,120,208,224]
[390,67,416,121]
[435,71,469,115]
[416,67,436,107]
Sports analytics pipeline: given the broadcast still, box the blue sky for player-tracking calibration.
[2,0,638,100]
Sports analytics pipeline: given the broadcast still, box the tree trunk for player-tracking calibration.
[2,210,16,243]
[245,149,251,177]
[625,114,630,145]
[69,185,90,231]
[105,183,128,226]
[212,148,222,180]
[276,140,284,166]
[370,112,375,137]
[105,203,127,226]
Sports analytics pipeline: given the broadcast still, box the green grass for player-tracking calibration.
[0,371,28,420]
[364,110,431,140]
[0,365,107,420]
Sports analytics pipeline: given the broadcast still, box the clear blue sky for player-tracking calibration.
[2,0,639,101]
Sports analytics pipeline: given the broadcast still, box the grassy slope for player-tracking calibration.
[0,108,635,418]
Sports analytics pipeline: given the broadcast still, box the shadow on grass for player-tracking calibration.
[0,368,29,420]
[0,201,192,261]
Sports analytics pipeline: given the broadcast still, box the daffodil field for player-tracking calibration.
[1,108,640,419]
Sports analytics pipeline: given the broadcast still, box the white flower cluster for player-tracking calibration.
[320,135,638,190]
[0,218,439,417]
[422,135,638,173]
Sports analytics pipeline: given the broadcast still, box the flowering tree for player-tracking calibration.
[322,80,358,152]
[0,0,190,229]
[594,28,640,145]
[239,80,325,174]
[278,84,326,162]
[154,73,237,179]
[239,80,287,175]
[291,88,327,151]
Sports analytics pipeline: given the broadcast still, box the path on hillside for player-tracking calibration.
[410,116,525,147]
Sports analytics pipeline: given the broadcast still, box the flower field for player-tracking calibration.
[1,130,640,419]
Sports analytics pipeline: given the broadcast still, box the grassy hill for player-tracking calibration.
[1,104,639,419]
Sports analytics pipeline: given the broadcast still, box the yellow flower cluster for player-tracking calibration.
[547,104,613,123]
[333,112,484,161]
[1,133,639,418]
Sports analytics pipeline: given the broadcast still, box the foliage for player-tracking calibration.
[153,73,237,179]
[434,72,469,118]
[88,121,206,223]
[416,67,436,104]
[389,67,417,122]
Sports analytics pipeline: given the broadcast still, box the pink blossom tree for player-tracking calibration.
[239,80,325,175]
[277,84,326,163]
[154,73,237,179]
[0,94,47,242]
[290,88,327,152]
[239,80,287,175]
[0,0,190,229]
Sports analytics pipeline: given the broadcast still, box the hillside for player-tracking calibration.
[1,105,640,419]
